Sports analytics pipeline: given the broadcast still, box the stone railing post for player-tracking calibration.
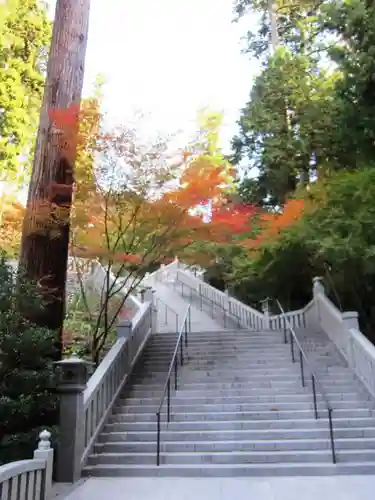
[342,311,359,330]
[261,298,270,329]
[34,430,54,500]
[142,288,155,331]
[160,264,166,283]
[55,357,89,483]
[117,319,132,371]
[117,319,132,339]
[312,276,325,326]
[143,287,153,302]
[313,276,325,296]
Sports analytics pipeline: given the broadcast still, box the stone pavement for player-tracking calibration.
[53,476,375,500]
[152,282,224,333]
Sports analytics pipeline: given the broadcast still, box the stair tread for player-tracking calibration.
[112,408,372,416]
[106,416,375,425]
[90,449,375,457]
[97,437,375,445]
[85,461,375,468]
[86,292,375,478]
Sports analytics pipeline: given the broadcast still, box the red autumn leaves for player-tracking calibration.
[48,104,81,164]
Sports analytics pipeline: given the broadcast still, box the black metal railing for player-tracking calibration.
[156,304,191,466]
[156,297,179,332]
[173,278,244,329]
[275,299,336,464]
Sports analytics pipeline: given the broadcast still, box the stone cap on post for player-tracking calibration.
[34,430,53,500]
[35,429,52,452]
[54,356,92,393]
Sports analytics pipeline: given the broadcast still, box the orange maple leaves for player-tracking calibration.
[243,199,305,249]
[202,198,305,248]
[210,203,258,242]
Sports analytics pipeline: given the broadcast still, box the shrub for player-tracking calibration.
[0,254,59,464]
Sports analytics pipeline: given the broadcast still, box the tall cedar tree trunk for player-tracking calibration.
[19,0,91,357]
[267,0,302,192]
[268,0,279,52]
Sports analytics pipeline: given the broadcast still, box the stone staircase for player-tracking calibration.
[83,326,375,477]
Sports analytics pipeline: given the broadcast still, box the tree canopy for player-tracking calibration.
[200,0,375,343]
[0,0,51,181]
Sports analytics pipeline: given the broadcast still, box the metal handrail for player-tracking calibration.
[174,278,244,329]
[156,297,179,332]
[155,304,191,466]
[275,299,336,464]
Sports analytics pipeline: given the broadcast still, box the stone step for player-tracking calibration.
[137,364,354,378]
[146,337,331,346]
[115,400,371,414]
[150,329,278,337]
[103,416,375,433]
[82,461,375,477]
[148,333,284,342]
[140,350,345,360]
[99,426,375,443]
[94,437,375,454]
[134,374,360,387]
[108,408,372,423]
[144,345,294,353]
[146,338,285,347]
[132,370,357,382]
[140,358,351,370]
[87,449,375,466]
[131,377,358,388]
[86,312,375,479]
[119,392,371,406]
[127,384,368,398]
[145,341,291,349]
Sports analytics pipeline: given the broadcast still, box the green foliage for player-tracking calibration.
[225,0,375,347]
[301,168,375,337]
[233,47,339,206]
[63,286,124,362]
[321,0,375,168]
[0,0,51,180]
[0,255,58,464]
[226,168,375,343]
[233,0,375,200]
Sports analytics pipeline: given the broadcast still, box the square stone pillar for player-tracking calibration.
[54,357,91,483]
[342,311,359,330]
[261,298,270,329]
[313,276,325,296]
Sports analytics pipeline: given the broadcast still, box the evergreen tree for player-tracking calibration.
[0,0,51,181]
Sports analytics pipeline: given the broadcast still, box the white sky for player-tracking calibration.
[48,0,260,152]
[1,0,260,202]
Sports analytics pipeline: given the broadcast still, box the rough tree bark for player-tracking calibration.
[19,0,91,355]
[268,0,280,53]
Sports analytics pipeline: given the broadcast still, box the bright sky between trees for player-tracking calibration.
[48,0,260,152]
[1,0,260,203]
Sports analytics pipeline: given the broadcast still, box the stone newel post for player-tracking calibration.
[313,276,325,296]
[143,287,154,302]
[117,318,132,339]
[34,430,54,500]
[342,311,359,330]
[261,298,270,329]
[55,357,90,483]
